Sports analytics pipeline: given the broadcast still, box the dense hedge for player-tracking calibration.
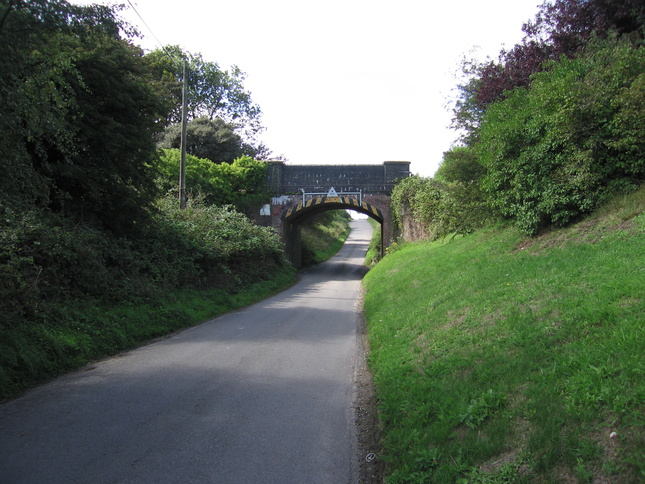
[155,150,269,211]
[391,164,493,242]
[0,198,288,329]
[393,38,644,239]
[478,39,645,235]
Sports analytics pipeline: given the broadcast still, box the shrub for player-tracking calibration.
[155,150,269,210]
[156,196,284,270]
[478,38,645,235]
[0,197,288,329]
[391,174,493,242]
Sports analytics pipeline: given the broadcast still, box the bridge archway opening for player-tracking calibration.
[281,197,384,267]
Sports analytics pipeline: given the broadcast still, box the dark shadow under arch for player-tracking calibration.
[281,197,384,224]
[280,197,384,267]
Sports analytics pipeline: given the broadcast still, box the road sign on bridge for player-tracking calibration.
[265,161,411,267]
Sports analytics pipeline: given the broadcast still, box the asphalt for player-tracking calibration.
[0,219,373,484]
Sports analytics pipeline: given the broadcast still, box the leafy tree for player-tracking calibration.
[0,0,169,233]
[146,46,274,160]
[433,146,492,236]
[478,0,644,108]
[478,39,645,235]
[451,0,645,143]
[475,40,552,108]
[449,56,487,145]
[157,117,244,163]
[145,46,263,137]
[435,146,486,185]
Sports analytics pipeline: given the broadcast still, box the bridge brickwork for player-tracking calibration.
[265,161,410,267]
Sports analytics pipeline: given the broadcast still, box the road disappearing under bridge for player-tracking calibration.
[0,219,374,484]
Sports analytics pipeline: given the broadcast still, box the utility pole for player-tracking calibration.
[179,58,188,209]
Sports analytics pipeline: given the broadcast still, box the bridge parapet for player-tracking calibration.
[267,161,410,195]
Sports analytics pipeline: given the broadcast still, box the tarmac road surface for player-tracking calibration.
[0,219,373,484]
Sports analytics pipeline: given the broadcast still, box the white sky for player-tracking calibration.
[72,0,543,177]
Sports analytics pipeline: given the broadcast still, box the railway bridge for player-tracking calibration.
[262,161,411,267]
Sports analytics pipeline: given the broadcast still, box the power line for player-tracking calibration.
[125,0,167,53]
[124,1,188,210]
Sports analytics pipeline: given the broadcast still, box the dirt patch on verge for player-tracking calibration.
[354,292,386,483]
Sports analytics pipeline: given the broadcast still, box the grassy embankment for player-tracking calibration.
[0,267,295,401]
[0,201,297,401]
[364,217,382,266]
[300,210,352,266]
[363,187,644,483]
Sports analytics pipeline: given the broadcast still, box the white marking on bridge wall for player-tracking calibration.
[271,195,293,205]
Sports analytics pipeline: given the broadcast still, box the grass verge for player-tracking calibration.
[362,187,645,483]
[300,211,352,266]
[365,217,382,266]
[0,265,296,401]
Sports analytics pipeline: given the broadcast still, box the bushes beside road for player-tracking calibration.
[0,198,295,400]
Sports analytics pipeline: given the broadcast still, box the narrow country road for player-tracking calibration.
[0,219,373,484]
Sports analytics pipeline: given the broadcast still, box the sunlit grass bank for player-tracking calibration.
[364,217,382,266]
[363,187,644,483]
[0,265,295,401]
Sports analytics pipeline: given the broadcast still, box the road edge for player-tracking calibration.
[353,287,386,483]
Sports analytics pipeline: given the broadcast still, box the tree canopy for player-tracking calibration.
[478,39,645,234]
[451,0,645,142]
[407,0,645,238]
[157,117,244,164]
[145,46,266,155]
[146,46,262,129]
[0,0,169,232]
[0,0,276,232]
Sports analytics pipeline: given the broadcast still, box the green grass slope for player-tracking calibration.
[0,267,295,401]
[363,187,644,483]
[300,211,351,266]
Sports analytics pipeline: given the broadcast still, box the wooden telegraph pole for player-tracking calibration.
[179,58,188,209]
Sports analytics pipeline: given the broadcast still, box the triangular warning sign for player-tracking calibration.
[327,187,338,197]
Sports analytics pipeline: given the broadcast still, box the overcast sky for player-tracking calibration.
[72,0,543,177]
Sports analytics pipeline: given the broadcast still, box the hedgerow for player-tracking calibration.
[0,197,287,330]
[394,38,644,240]
[478,38,645,235]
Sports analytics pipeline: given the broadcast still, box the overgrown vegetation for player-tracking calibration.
[479,38,645,235]
[156,150,269,210]
[0,1,295,400]
[396,0,644,240]
[391,167,493,242]
[364,217,382,266]
[374,2,645,481]
[364,187,645,483]
[300,210,352,266]
[0,198,294,399]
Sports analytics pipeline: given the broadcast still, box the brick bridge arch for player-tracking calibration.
[264,161,410,267]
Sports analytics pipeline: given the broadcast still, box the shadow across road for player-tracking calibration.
[0,219,374,484]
